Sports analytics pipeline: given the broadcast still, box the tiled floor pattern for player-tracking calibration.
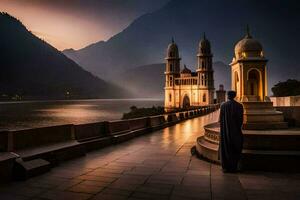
[1,111,300,200]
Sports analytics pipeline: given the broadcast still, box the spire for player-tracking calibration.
[245,25,252,38]
[171,37,175,43]
[181,64,191,73]
[199,32,211,53]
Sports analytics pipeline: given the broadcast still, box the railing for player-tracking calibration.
[0,104,220,182]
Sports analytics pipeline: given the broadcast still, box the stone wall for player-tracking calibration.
[74,122,107,141]
[271,95,300,106]
[0,105,220,151]
[275,106,300,127]
[10,124,74,151]
[0,104,220,182]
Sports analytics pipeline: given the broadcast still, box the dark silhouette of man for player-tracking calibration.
[219,91,244,172]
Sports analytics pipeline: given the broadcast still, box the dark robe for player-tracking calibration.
[219,99,244,171]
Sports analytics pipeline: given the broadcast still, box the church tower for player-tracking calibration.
[197,34,215,105]
[164,38,180,111]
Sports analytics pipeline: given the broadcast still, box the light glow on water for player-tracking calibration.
[0,99,163,131]
[159,111,220,149]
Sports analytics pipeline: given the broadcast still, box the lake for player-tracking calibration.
[0,99,163,131]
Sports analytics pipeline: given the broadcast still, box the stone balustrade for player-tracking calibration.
[149,115,166,131]
[274,106,300,127]
[74,122,111,152]
[0,104,220,182]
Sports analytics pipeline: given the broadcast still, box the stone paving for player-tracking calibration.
[1,111,300,200]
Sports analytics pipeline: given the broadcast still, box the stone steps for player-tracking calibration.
[196,136,220,164]
[243,130,300,150]
[241,149,300,172]
[196,136,300,171]
[241,101,288,130]
[0,153,18,183]
[196,122,300,171]
[242,101,274,109]
[13,158,51,180]
[243,122,288,130]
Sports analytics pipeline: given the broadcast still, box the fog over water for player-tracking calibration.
[0,99,163,131]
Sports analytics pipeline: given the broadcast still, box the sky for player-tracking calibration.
[0,0,170,50]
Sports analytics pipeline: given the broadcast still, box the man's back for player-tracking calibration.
[219,98,244,172]
[220,100,243,135]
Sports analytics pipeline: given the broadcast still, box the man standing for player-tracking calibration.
[219,91,244,172]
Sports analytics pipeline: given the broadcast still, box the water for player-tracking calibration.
[0,99,163,131]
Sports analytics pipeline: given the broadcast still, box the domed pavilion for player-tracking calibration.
[195,28,300,171]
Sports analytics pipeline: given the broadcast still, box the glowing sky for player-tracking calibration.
[0,0,169,50]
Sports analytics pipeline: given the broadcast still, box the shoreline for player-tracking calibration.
[0,98,164,104]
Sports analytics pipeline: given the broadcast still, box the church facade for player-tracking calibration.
[164,35,215,112]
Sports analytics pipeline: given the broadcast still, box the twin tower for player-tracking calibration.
[164,35,215,111]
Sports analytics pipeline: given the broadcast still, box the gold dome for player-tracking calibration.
[234,28,263,59]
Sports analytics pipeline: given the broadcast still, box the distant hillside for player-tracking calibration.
[213,61,231,91]
[63,0,300,94]
[117,63,165,98]
[117,62,230,98]
[0,13,128,99]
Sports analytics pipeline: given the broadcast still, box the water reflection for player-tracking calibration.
[0,99,163,131]
[161,111,220,147]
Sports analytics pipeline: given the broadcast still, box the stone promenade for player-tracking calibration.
[1,111,300,200]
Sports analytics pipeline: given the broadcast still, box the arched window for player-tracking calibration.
[247,69,260,96]
[203,94,206,102]
[234,71,239,92]
[170,64,173,71]
[169,94,172,102]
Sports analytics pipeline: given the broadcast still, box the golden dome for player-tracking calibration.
[234,28,263,59]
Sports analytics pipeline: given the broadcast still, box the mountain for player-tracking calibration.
[213,61,231,91]
[63,0,300,95]
[0,13,128,99]
[118,62,230,98]
[117,63,165,98]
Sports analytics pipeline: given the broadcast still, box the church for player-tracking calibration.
[164,35,215,112]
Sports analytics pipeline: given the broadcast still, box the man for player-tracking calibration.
[219,91,244,172]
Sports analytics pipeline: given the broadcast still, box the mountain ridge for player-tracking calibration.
[116,61,230,98]
[63,0,300,94]
[0,13,128,100]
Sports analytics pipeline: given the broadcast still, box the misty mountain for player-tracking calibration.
[63,0,300,94]
[117,62,230,98]
[0,13,128,99]
[117,63,165,98]
[213,61,231,91]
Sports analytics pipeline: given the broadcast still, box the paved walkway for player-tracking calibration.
[1,111,300,200]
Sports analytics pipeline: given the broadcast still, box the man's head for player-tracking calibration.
[227,91,236,100]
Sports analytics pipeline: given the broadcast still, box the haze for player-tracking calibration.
[0,0,169,50]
